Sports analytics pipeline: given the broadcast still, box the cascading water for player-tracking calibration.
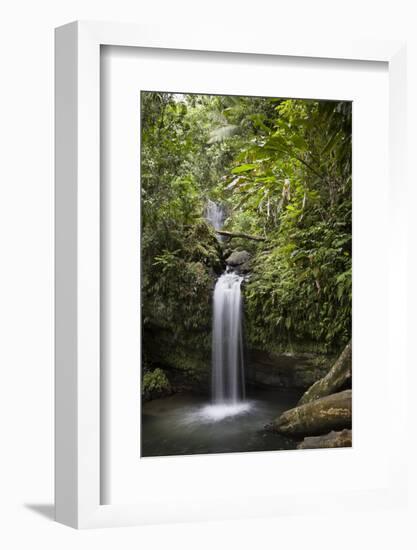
[202,200,250,419]
[205,199,225,240]
[212,270,246,404]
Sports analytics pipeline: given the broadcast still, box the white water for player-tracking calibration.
[196,401,252,421]
[205,199,225,240]
[212,270,246,405]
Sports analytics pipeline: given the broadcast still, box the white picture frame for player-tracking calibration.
[55,20,407,529]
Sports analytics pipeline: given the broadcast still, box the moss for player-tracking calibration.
[161,349,209,381]
[247,337,335,357]
[188,220,223,272]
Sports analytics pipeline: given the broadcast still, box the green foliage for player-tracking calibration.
[141,91,352,373]
[142,368,172,401]
[143,219,222,338]
[218,98,352,351]
[245,221,351,351]
[141,93,225,358]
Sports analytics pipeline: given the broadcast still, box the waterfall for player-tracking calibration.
[211,269,246,404]
[205,199,225,240]
[204,199,248,416]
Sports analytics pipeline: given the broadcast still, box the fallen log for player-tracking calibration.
[215,229,266,242]
[297,429,352,449]
[298,340,352,406]
[269,389,352,437]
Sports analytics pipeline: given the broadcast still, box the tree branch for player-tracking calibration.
[215,229,266,242]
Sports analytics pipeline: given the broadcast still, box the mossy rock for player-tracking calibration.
[269,390,352,436]
[225,250,251,266]
[142,368,172,401]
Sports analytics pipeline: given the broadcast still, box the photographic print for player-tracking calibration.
[141,92,352,457]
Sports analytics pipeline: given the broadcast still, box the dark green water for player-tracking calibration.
[141,387,303,457]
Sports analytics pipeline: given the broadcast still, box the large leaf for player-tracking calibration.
[231,163,257,174]
[207,124,239,144]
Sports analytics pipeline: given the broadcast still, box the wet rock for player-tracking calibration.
[297,429,352,449]
[269,389,352,436]
[225,250,251,266]
[238,260,252,274]
[246,350,331,390]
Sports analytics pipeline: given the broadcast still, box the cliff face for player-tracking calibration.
[246,350,332,390]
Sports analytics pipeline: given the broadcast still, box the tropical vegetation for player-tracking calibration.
[141,91,352,395]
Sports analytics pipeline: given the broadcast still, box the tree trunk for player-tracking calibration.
[297,340,352,406]
[269,389,352,437]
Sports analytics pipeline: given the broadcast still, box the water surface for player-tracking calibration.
[141,387,302,457]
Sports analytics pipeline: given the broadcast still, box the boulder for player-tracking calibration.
[269,389,352,436]
[297,429,352,449]
[238,260,252,274]
[225,250,251,267]
[298,340,352,405]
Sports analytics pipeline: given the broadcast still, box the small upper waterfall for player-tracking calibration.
[205,199,225,240]
[211,270,246,404]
